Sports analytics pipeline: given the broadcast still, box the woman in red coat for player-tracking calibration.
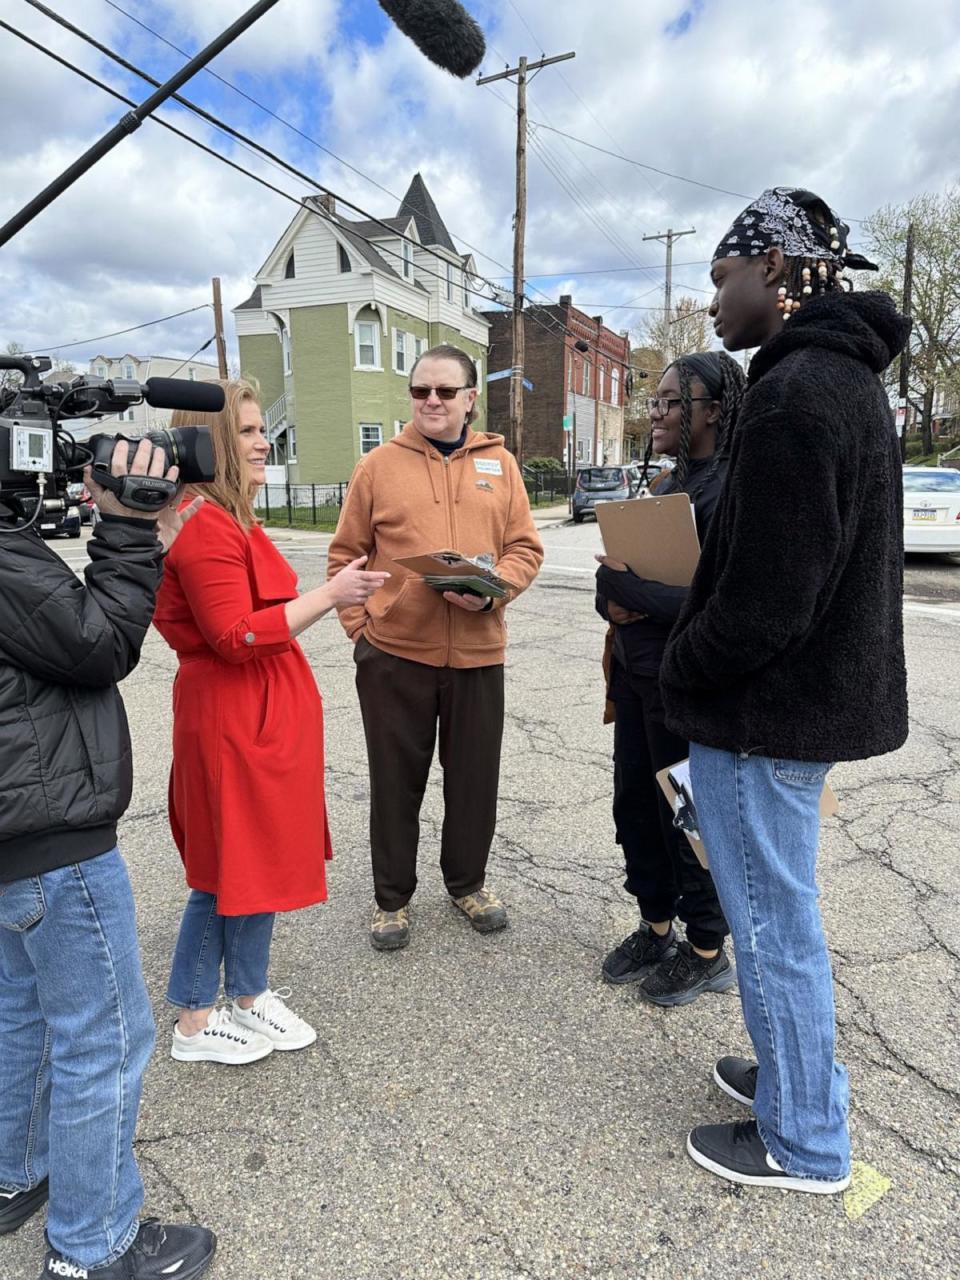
[154,380,388,1065]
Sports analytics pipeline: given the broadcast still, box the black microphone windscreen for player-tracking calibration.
[143,378,226,413]
[378,0,485,78]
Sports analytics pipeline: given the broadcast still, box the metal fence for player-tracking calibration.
[254,482,347,527]
[523,469,574,504]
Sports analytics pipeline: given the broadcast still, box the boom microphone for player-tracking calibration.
[377,0,486,77]
[143,378,226,413]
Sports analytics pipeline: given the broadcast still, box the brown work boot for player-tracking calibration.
[370,904,410,951]
[451,886,508,933]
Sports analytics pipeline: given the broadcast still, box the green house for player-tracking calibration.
[233,175,491,484]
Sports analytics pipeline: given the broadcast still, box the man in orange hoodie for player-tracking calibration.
[327,345,544,950]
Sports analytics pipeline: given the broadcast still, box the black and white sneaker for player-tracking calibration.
[714,1055,758,1107]
[687,1120,851,1194]
[0,1177,48,1235]
[171,1007,273,1064]
[639,941,737,1007]
[40,1219,217,1279]
[601,923,677,984]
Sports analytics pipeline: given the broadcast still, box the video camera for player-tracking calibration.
[0,353,224,530]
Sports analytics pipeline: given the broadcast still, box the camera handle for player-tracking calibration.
[92,468,178,514]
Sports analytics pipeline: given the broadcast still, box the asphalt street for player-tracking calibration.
[5,514,960,1280]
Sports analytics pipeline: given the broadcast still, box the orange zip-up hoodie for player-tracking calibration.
[326,423,544,668]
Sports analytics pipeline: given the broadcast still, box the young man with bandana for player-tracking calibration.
[661,188,910,1193]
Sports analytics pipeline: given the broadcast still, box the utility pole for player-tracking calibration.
[211,277,228,379]
[478,51,575,466]
[897,221,915,463]
[642,227,696,362]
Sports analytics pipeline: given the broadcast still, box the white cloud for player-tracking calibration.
[1,0,958,366]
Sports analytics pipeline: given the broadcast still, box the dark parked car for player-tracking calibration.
[39,505,81,540]
[572,461,669,522]
[67,482,97,525]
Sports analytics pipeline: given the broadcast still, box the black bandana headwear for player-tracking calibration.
[713,187,877,272]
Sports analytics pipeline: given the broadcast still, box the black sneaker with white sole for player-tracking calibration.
[687,1119,851,1194]
[40,1219,217,1279]
[638,941,737,1007]
[0,1178,48,1235]
[601,923,677,984]
[714,1055,758,1107]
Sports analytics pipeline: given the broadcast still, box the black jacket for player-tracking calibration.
[0,512,163,882]
[595,455,727,678]
[660,291,910,762]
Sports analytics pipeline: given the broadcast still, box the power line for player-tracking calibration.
[486,260,710,278]
[31,304,211,353]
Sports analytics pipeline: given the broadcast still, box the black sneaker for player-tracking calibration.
[638,940,737,1007]
[714,1055,758,1107]
[0,1178,48,1235]
[687,1119,851,1194]
[40,1219,217,1279]
[601,923,677,984]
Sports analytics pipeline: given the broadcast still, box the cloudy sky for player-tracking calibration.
[1,0,958,373]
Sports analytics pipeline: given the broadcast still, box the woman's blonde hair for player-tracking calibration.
[171,378,262,528]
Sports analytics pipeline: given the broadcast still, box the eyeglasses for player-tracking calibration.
[646,396,714,417]
[409,385,472,401]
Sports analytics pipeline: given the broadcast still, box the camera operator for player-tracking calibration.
[0,439,217,1279]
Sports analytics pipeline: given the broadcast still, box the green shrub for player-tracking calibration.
[525,455,565,472]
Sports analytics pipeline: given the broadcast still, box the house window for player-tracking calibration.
[187,367,196,380]
[402,240,413,280]
[284,251,296,279]
[123,363,134,380]
[394,420,404,436]
[446,262,454,303]
[611,368,620,405]
[394,329,407,374]
[583,362,592,397]
[355,319,380,369]
[463,276,470,308]
[576,437,592,464]
[280,325,292,374]
[338,244,352,273]
[359,423,382,454]
[96,365,107,379]
[567,360,574,391]
[415,336,426,360]
[599,365,606,402]
[475,357,483,392]
[287,427,297,461]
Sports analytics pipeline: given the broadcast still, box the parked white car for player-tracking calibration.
[902,466,960,554]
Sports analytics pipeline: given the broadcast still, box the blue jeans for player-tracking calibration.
[167,890,275,1008]
[0,848,155,1269]
[689,744,850,1181]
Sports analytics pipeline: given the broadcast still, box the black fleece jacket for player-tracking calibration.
[660,290,910,762]
[595,455,727,677]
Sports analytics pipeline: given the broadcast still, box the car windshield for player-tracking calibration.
[579,468,626,487]
[903,471,960,493]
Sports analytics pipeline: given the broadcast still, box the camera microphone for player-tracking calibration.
[143,379,226,413]
[377,0,486,77]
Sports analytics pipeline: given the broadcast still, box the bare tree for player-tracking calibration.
[1,340,26,391]
[865,186,960,453]
[641,294,713,362]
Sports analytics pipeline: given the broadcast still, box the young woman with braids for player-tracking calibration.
[594,349,746,1006]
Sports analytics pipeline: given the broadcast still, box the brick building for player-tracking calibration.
[481,297,630,466]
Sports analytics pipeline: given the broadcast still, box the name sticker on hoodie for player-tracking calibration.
[474,458,503,476]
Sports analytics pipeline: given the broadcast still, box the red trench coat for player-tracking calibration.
[153,502,332,915]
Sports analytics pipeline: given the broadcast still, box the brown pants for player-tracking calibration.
[354,635,505,911]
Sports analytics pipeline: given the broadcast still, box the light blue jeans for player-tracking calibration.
[166,890,275,1009]
[0,848,155,1268]
[689,744,850,1181]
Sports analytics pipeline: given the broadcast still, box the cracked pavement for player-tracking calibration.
[5,523,959,1279]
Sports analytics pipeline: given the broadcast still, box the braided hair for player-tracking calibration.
[644,351,746,496]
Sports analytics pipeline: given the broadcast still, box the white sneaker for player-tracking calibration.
[171,1006,274,1064]
[231,987,317,1051]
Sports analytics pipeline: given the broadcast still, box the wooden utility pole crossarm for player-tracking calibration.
[478,51,575,467]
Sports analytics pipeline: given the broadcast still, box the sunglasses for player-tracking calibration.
[409,385,472,401]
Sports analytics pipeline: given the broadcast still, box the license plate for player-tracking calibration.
[40,523,56,530]
[911,509,937,521]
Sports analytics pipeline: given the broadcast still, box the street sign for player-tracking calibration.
[562,415,572,432]
[487,369,534,390]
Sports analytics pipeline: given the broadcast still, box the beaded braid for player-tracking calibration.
[675,353,747,501]
[674,361,696,488]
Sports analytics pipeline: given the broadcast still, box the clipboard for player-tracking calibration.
[656,760,840,871]
[393,550,515,598]
[595,493,700,587]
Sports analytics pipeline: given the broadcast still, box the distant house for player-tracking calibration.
[87,353,220,435]
[232,175,490,484]
[481,296,630,466]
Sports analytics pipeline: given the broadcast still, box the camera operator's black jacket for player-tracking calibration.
[0,511,163,882]
[660,290,910,762]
